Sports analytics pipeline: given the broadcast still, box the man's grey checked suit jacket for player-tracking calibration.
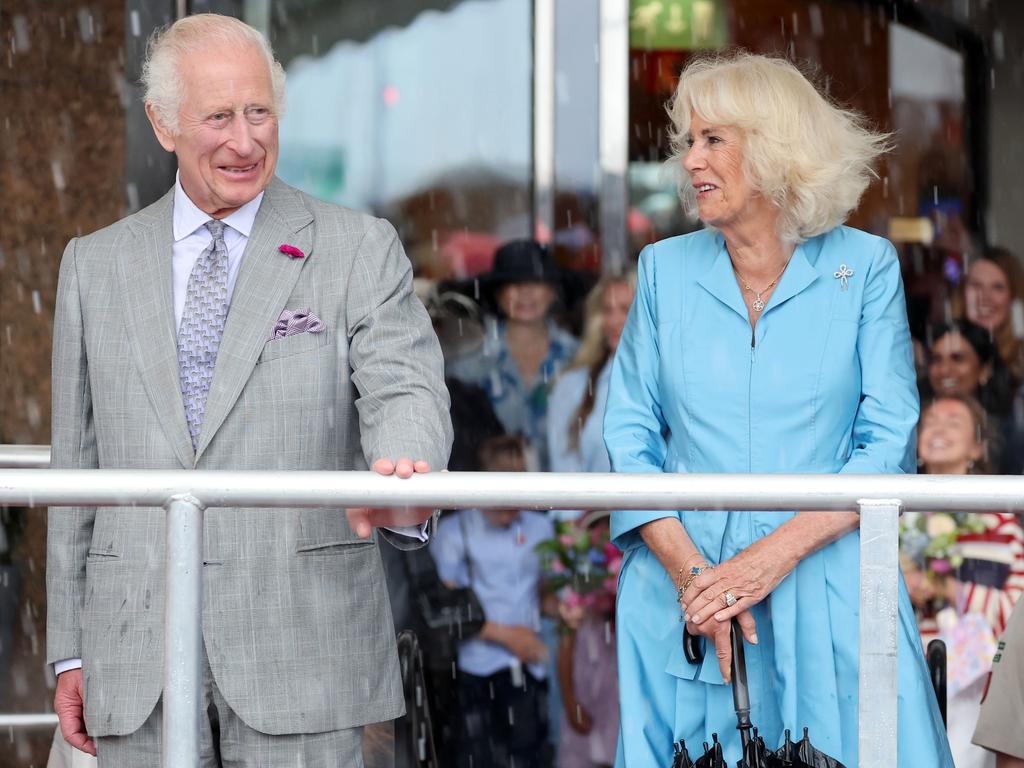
[46,177,453,738]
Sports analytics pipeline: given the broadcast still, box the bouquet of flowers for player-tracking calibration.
[899,511,987,579]
[536,517,623,621]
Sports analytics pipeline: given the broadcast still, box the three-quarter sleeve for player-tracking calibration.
[839,239,919,475]
[604,244,676,550]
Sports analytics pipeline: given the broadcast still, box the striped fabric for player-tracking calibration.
[919,512,1024,644]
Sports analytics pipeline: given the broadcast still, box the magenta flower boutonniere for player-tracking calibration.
[278,244,305,259]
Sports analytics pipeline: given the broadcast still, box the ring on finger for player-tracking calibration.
[722,590,738,608]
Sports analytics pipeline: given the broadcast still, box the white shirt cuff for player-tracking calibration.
[54,658,83,676]
[383,520,430,542]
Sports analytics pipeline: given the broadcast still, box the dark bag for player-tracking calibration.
[411,512,486,662]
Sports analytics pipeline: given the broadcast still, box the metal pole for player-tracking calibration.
[3,468,1024,512]
[0,444,50,468]
[162,493,205,768]
[533,0,556,243]
[0,714,59,727]
[598,0,629,272]
[857,499,901,768]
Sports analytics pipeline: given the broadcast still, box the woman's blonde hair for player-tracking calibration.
[667,51,891,243]
[565,271,637,449]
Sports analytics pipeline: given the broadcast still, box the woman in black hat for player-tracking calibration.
[447,239,579,471]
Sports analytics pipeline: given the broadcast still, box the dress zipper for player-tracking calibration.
[748,329,756,472]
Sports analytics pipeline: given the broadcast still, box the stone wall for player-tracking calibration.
[1,2,127,763]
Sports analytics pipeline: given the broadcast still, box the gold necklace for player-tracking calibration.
[733,262,789,312]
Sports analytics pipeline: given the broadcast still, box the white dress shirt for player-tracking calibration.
[54,177,427,677]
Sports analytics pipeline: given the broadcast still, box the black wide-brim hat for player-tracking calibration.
[477,239,563,287]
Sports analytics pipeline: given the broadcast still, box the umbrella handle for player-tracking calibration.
[927,638,948,730]
[683,627,704,664]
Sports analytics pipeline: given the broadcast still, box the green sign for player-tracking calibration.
[630,0,729,51]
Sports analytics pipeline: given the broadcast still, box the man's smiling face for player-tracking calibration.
[148,43,279,217]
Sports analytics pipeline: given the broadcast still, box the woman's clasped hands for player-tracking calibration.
[678,544,793,683]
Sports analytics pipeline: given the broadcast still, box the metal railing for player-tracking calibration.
[3,444,1023,767]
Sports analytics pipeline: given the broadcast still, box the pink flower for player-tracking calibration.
[559,534,576,548]
[551,558,567,574]
[278,244,305,259]
[563,589,583,609]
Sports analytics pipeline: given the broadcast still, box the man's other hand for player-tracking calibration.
[55,668,96,756]
[347,457,434,538]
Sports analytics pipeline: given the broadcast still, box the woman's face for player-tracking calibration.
[496,281,556,323]
[927,332,989,397]
[965,259,1012,332]
[682,113,766,230]
[918,399,983,473]
[600,281,635,352]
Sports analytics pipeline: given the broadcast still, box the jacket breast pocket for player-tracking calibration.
[258,330,331,364]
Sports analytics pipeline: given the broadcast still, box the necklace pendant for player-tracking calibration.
[752,296,765,312]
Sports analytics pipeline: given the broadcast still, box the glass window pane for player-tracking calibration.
[273,0,533,280]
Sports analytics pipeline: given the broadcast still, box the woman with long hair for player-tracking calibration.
[956,248,1024,383]
[548,273,637,475]
[547,274,635,768]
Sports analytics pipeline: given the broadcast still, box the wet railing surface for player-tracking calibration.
[4,444,1023,767]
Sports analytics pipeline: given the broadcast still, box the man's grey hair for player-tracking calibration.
[141,14,286,135]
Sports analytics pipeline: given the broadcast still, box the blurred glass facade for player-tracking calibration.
[2,1,1022,766]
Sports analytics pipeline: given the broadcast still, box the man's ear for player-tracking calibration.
[145,102,177,152]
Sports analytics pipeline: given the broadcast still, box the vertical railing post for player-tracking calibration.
[532,0,556,244]
[598,0,629,273]
[857,499,901,768]
[163,493,205,768]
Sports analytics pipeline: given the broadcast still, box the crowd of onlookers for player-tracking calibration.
[900,247,1024,768]
[377,238,1024,768]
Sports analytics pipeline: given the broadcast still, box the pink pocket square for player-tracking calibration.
[269,309,325,341]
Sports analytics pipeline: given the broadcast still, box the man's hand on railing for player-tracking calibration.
[347,458,435,537]
[54,668,96,756]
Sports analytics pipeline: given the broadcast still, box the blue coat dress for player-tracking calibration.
[604,227,953,767]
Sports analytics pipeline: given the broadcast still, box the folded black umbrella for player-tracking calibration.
[776,728,844,768]
[694,734,727,768]
[670,624,847,768]
[671,740,696,768]
[774,729,814,768]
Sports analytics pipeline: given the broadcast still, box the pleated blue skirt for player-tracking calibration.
[613,512,953,768]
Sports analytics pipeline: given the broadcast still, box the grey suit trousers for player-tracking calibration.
[95,641,364,768]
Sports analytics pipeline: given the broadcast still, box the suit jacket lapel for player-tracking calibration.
[195,178,314,461]
[118,189,196,469]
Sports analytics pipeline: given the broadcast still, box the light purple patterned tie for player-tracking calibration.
[177,219,229,449]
